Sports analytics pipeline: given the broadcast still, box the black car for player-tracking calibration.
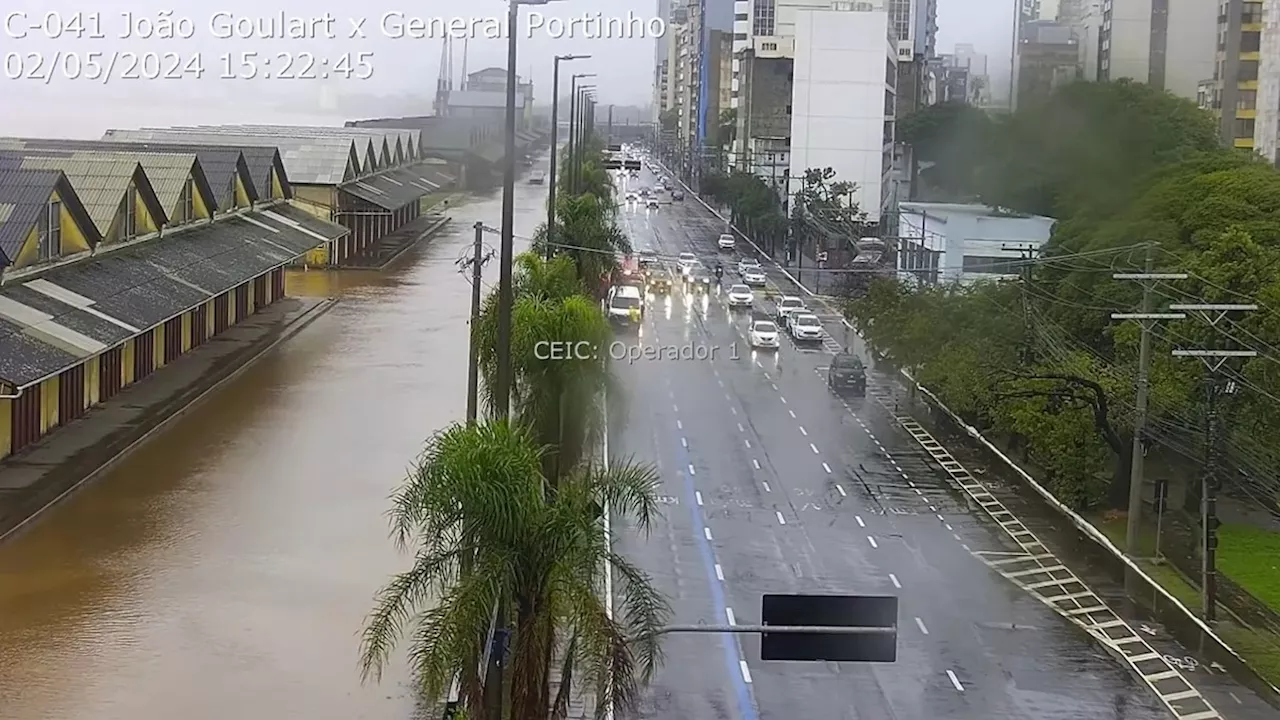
[671,189,684,201]
[827,352,867,396]
[687,270,713,292]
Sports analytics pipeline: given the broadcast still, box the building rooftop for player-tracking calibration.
[202,124,423,165]
[176,125,384,175]
[0,169,98,262]
[0,139,252,211]
[446,90,525,109]
[104,129,356,186]
[899,201,1056,223]
[0,152,165,235]
[0,203,343,387]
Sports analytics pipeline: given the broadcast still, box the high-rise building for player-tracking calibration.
[1200,1,1266,154]
[653,0,673,123]
[1095,0,1216,99]
[789,6,898,222]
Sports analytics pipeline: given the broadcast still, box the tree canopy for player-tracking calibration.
[849,79,1280,516]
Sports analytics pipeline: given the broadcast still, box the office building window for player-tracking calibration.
[1241,31,1261,53]
[734,32,748,40]
[1238,89,1257,110]
[735,12,748,20]
[1242,2,1263,24]
[1239,59,1259,81]
[752,0,775,36]
[762,42,777,50]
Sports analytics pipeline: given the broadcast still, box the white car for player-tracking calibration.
[726,284,754,307]
[683,259,704,277]
[528,171,545,184]
[625,191,638,201]
[789,313,824,341]
[717,233,736,250]
[749,320,780,349]
[742,268,767,286]
[775,296,807,322]
[677,252,698,272]
[738,258,762,275]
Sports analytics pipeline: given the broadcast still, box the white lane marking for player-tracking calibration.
[739,660,753,683]
[810,443,819,454]
[704,527,713,540]
[681,437,688,448]
[752,459,761,470]
[936,514,945,521]
[725,393,732,401]
[744,439,752,449]
[718,379,724,387]
[788,409,797,418]
[836,484,847,497]
[946,670,965,692]
[915,617,930,635]
[945,523,953,531]
[798,426,808,436]
[889,573,901,589]
[855,516,866,528]
[822,462,832,474]
[715,563,725,581]
[730,407,737,415]
[673,405,679,413]
[695,491,704,506]
[676,420,683,430]
[726,607,737,625]
[780,396,788,404]
[775,511,787,525]
[770,383,778,391]
[914,488,923,495]
[688,464,697,476]
[762,481,772,492]
[867,536,878,548]
[737,423,745,432]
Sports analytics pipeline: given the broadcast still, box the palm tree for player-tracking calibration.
[358,420,670,720]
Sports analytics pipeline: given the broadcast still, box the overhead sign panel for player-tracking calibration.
[760,593,898,662]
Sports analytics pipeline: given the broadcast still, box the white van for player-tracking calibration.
[606,285,644,326]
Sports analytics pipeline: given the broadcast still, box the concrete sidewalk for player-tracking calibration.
[0,296,336,542]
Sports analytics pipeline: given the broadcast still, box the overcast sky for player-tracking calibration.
[0,0,1009,138]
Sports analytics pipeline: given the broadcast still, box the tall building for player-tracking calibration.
[1201,1,1266,153]
[788,6,897,222]
[1018,21,1083,105]
[653,0,673,123]
[1095,0,1216,99]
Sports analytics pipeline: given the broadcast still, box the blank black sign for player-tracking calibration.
[760,594,898,662]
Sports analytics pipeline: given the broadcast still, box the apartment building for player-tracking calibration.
[654,0,674,124]
[788,6,898,222]
[1095,0,1216,99]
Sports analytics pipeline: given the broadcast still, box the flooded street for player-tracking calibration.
[0,179,547,720]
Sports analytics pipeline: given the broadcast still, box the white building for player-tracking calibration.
[896,202,1056,285]
[788,7,897,222]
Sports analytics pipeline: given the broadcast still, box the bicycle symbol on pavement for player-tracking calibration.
[1163,654,1200,672]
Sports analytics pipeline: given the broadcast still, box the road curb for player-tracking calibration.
[658,159,1280,704]
[374,216,453,270]
[0,297,338,544]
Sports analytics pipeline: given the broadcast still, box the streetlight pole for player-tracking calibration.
[546,55,589,260]
[574,87,595,194]
[566,74,594,196]
[489,2,554,718]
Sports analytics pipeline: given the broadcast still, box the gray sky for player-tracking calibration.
[1,0,1009,138]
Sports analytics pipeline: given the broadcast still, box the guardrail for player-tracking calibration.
[656,160,1280,705]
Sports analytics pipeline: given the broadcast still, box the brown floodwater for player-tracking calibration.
[0,183,547,720]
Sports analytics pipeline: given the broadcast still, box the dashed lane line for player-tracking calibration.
[715,563,725,580]
[867,536,878,548]
[856,516,866,528]
[836,485,847,497]
[809,443,819,454]
[776,511,787,525]
[704,527,713,540]
[695,491,704,506]
[947,670,965,692]
[823,462,832,474]
[739,660,753,684]
[798,426,808,436]
[889,573,902,589]
[915,617,930,635]
[726,607,737,625]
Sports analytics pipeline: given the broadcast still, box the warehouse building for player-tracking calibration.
[0,149,345,459]
[103,126,455,267]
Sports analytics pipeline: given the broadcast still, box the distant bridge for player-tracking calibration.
[597,122,655,143]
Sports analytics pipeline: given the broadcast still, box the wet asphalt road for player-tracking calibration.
[0,156,550,720]
[608,167,1182,720]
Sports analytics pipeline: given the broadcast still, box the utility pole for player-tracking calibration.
[1171,302,1256,622]
[464,222,491,423]
[1001,243,1040,365]
[1111,249,1187,555]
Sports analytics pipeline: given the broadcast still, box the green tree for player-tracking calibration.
[716,108,737,151]
[897,101,993,199]
[358,420,670,719]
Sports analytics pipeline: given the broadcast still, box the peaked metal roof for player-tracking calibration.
[0,153,167,235]
[182,125,386,174]
[16,150,208,222]
[0,138,252,211]
[446,90,524,109]
[103,129,356,186]
[0,169,100,263]
[209,124,422,165]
